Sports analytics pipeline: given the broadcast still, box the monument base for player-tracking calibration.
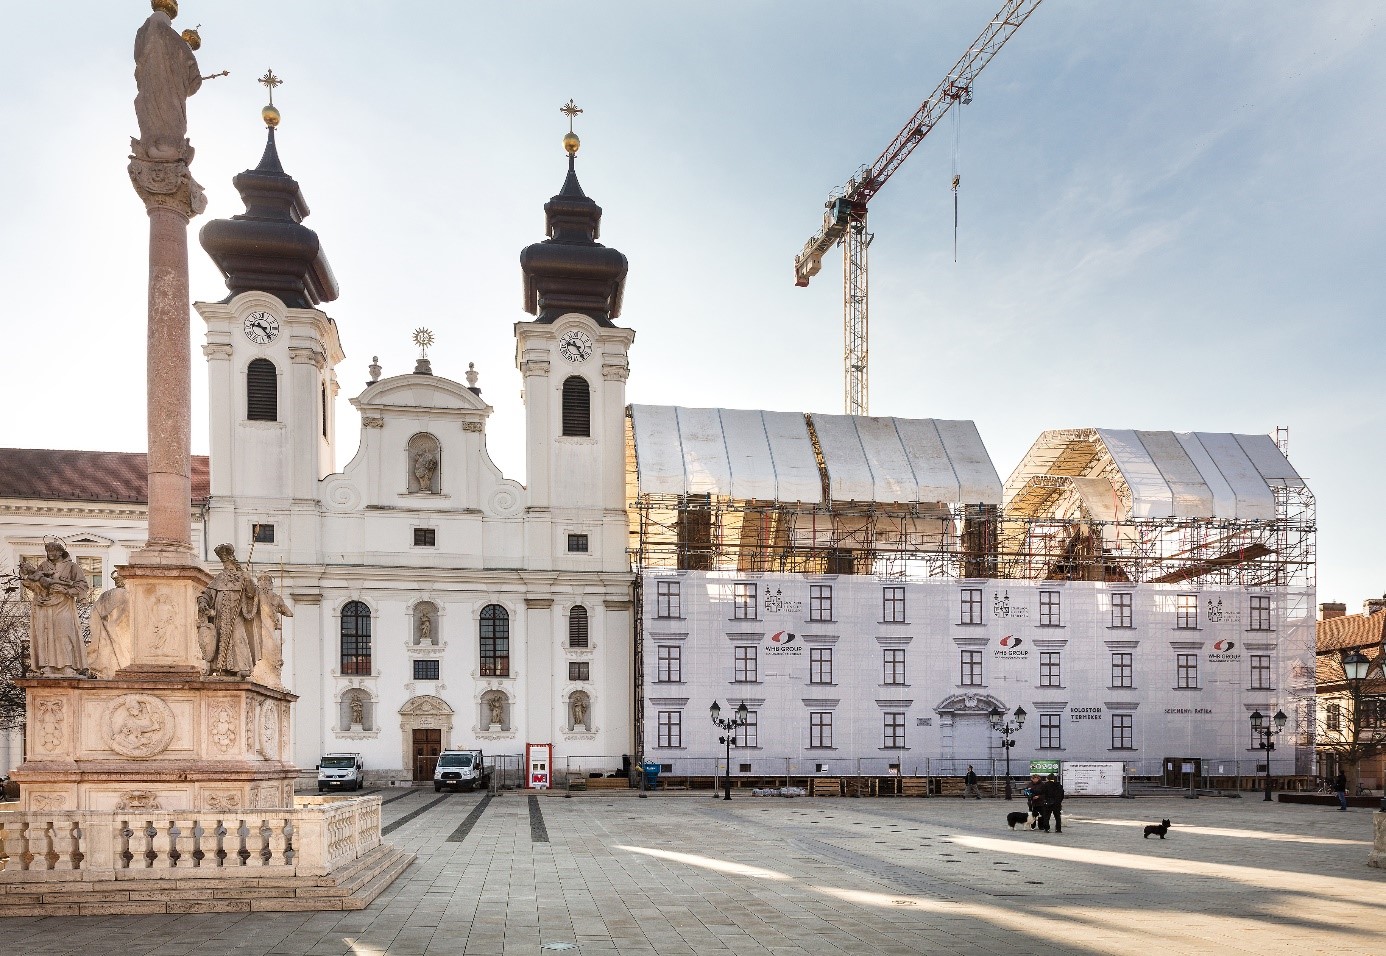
[13,677,298,813]
[0,794,414,916]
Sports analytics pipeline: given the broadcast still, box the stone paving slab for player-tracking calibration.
[3,788,1385,954]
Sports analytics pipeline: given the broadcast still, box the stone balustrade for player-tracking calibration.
[0,794,381,880]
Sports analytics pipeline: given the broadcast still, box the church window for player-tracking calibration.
[569,661,590,681]
[567,533,589,553]
[413,659,440,681]
[480,604,510,677]
[246,359,278,421]
[561,376,590,437]
[252,523,275,544]
[569,605,589,648]
[321,383,329,438]
[413,527,436,547]
[340,601,372,675]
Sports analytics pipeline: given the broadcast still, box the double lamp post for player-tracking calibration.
[1249,707,1288,802]
[989,705,1026,800]
[710,700,749,801]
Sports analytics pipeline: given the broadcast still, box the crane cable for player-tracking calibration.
[950,99,963,262]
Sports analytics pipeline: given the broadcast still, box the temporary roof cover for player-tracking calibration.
[1004,429,1309,521]
[628,405,1002,506]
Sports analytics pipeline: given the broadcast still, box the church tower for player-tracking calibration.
[516,110,633,572]
[195,87,343,563]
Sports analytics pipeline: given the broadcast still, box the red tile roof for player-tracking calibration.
[1318,608,1386,653]
[0,449,210,505]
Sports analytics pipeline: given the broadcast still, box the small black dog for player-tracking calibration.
[1143,819,1172,839]
[1006,812,1030,829]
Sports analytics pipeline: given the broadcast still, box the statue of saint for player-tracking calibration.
[250,573,293,687]
[197,544,258,678]
[20,541,91,677]
[350,696,365,728]
[571,694,588,730]
[89,569,133,679]
[413,448,439,493]
[132,6,202,162]
[419,611,433,645]
[487,695,504,727]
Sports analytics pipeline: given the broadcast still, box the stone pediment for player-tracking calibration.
[399,694,453,717]
[354,375,491,417]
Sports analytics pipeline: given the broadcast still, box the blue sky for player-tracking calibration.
[2,1,1382,606]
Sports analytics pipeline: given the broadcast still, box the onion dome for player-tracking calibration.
[199,101,338,308]
[519,131,628,326]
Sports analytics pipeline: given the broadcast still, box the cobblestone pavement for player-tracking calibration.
[5,789,1385,955]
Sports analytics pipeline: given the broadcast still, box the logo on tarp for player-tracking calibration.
[771,631,797,645]
[994,634,1028,658]
[1213,640,1235,652]
[999,636,1023,648]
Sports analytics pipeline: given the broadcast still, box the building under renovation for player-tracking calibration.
[628,411,1316,780]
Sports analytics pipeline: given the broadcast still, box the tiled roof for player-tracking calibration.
[0,449,210,505]
[1318,608,1386,653]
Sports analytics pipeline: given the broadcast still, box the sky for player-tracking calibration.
[2,1,1383,607]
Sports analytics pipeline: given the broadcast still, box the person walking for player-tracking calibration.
[1023,774,1043,829]
[1042,773,1066,833]
[964,765,981,799]
[1333,770,1349,811]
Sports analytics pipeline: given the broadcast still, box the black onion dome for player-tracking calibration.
[199,128,339,308]
[519,155,628,325]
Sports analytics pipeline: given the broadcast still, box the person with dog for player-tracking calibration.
[964,765,981,799]
[1023,774,1045,830]
[1333,770,1349,811]
[1040,772,1065,833]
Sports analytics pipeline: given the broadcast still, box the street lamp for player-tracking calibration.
[988,705,1026,800]
[710,700,749,801]
[1250,708,1288,802]
[1339,650,1380,811]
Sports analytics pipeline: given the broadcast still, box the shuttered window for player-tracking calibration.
[569,605,589,648]
[561,376,590,437]
[247,359,278,421]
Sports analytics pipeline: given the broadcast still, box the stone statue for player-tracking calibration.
[89,569,133,679]
[132,5,202,163]
[487,694,504,728]
[571,694,588,730]
[250,573,293,687]
[349,696,365,729]
[412,448,439,493]
[197,544,258,678]
[20,541,91,677]
[419,612,433,645]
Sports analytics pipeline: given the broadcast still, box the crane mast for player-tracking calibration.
[794,0,1044,416]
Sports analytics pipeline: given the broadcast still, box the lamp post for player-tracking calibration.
[1250,708,1288,802]
[988,705,1027,800]
[1340,650,1375,810]
[710,700,749,801]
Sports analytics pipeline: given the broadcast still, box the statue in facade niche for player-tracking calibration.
[89,569,133,679]
[132,2,202,163]
[20,541,91,677]
[198,544,258,678]
[571,694,588,730]
[487,695,504,728]
[412,448,439,493]
[419,611,433,645]
[349,696,365,728]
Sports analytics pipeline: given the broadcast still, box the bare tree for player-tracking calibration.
[0,569,29,733]
[1316,651,1386,792]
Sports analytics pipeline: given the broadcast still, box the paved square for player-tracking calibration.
[5,789,1385,955]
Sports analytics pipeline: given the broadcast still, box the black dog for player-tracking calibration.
[1143,819,1171,839]
[1006,812,1030,829]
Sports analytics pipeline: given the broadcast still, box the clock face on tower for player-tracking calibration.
[243,311,280,345]
[558,329,594,363]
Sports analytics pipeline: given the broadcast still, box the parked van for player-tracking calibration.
[434,749,490,792]
[318,753,365,792]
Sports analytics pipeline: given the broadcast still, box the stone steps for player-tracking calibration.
[0,844,415,917]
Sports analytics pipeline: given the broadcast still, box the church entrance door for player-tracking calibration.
[413,729,441,781]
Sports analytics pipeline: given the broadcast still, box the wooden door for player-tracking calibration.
[413,729,441,781]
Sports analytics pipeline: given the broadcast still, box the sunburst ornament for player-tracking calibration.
[413,328,435,356]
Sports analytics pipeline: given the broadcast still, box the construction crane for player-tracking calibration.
[793,0,1044,416]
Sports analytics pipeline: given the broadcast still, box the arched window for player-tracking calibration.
[479,604,509,677]
[247,358,278,421]
[568,605,589,648]
[340,600,372,675]
[561,376,590,437]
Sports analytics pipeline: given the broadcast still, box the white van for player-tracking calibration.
[433,750,491,792]
[317,753,365,792]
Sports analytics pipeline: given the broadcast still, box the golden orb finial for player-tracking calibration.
[560,99,583,156]
[262,104,281,128]
[151,0,178,19]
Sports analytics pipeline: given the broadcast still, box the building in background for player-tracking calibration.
[1314,598,1386,791]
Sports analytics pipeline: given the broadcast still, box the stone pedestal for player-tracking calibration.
[1370,811,1386,868]
[117,563,209,678]
[12,677,297,813]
